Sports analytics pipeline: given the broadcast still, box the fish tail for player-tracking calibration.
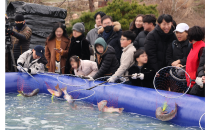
[55,84,59,90]
[119,108,124,113]
[61,86,67,94]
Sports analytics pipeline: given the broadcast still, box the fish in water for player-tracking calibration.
[18,88,39,97]
[61,86,74,104]
[97,100,124,113]
[155,103,178,121]
[47,84,62,97]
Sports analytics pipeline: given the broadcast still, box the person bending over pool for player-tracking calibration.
[128,49,156,88]
[16,45,47,74]
[88,37,119,80]
[69,56,98,78]
[107,31,136,83]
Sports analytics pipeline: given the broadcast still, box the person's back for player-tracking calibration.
[92,37,119,79]
[98,15,122,62]
[145,14,177,72]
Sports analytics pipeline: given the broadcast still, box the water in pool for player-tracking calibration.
[5,93,203,130]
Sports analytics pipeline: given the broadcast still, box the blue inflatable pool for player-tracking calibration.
[5,72,205,128]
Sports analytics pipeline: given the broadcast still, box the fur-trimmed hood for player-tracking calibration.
[98,21,121,34]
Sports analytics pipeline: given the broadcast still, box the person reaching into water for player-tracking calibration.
[185,26,205,89]
[69,56,98,78]
[166,23,192,67]
[128,49,155,88]
[107,31,136,83]
[89,37,119,80]
[17,45,47,74]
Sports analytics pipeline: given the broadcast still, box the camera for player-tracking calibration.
[5,16,15,45]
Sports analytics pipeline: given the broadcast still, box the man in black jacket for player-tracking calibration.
[7,14,32,72]
[133,14,156,50]
[98,15,122,62]
[144,14,177,72]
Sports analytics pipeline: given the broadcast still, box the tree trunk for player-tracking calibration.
[89,0,95,12]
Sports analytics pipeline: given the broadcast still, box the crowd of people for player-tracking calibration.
[7,12,205,97]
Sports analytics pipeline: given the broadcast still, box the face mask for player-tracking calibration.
[104,26,113,33]
[16,23,24,30]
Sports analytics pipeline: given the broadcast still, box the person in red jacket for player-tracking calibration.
[186,26,205,88]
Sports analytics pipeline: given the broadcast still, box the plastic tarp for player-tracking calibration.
[6,1,67,48]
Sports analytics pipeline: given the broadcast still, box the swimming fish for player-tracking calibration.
[47,84,62,97]
[97,100,124,113]
[17,88,39,97]
[61,86,74,104]
[155,103,177,121]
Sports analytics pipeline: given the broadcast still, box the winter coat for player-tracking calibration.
[65,34,90,74]
[130,27,144,37]
[74,60,98,77]
[110,43,136,80]
[11,23,32,59]
[128,63,156,88]
[133,30,149,50]
[197,47,205,77]
[98,22,122,62]
[166,39,192,66]
[144,25,177,72]
[86,24,102,46]
[17,50,47,74]
[45,36,71,74]
[186,41,205,88]
[93,45,119,79]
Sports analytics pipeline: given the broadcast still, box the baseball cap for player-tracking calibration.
[34,45,44,57]
[174,23,189,33]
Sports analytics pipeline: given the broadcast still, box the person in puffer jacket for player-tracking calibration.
[92,37,119,79]
[16,45,47,74]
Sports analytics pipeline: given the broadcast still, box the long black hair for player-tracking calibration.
[48,22,69,41]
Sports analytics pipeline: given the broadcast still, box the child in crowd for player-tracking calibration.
[128,49,155,88]
[69,56,98,77]
[65,22,90,74]
[107,31,136,82]
[89,37,119,80]
[17,45,47,74]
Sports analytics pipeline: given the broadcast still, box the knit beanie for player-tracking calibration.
[15,14,24,21]
[72,22,85,33]
[94,37,107,54]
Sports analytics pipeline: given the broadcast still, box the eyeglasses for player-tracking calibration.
[120,38,129,41]
[103,22,112,26]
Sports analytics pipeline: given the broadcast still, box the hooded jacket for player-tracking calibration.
[17,49,47,74]
[74,60,98,77]
[86,24,102,46]
[144,25,177,72]
[93,38,119,79]
[98,22,122,62]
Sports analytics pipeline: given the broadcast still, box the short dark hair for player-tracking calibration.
[187,26,204,41]
[94,11,106,19]
[121,30,136,43]
[143,14,157,26]
[134,49,147,63]
[101,15,113,23]
[172,20,177,29]
[201,27,205,40]
[157,14,173,24]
